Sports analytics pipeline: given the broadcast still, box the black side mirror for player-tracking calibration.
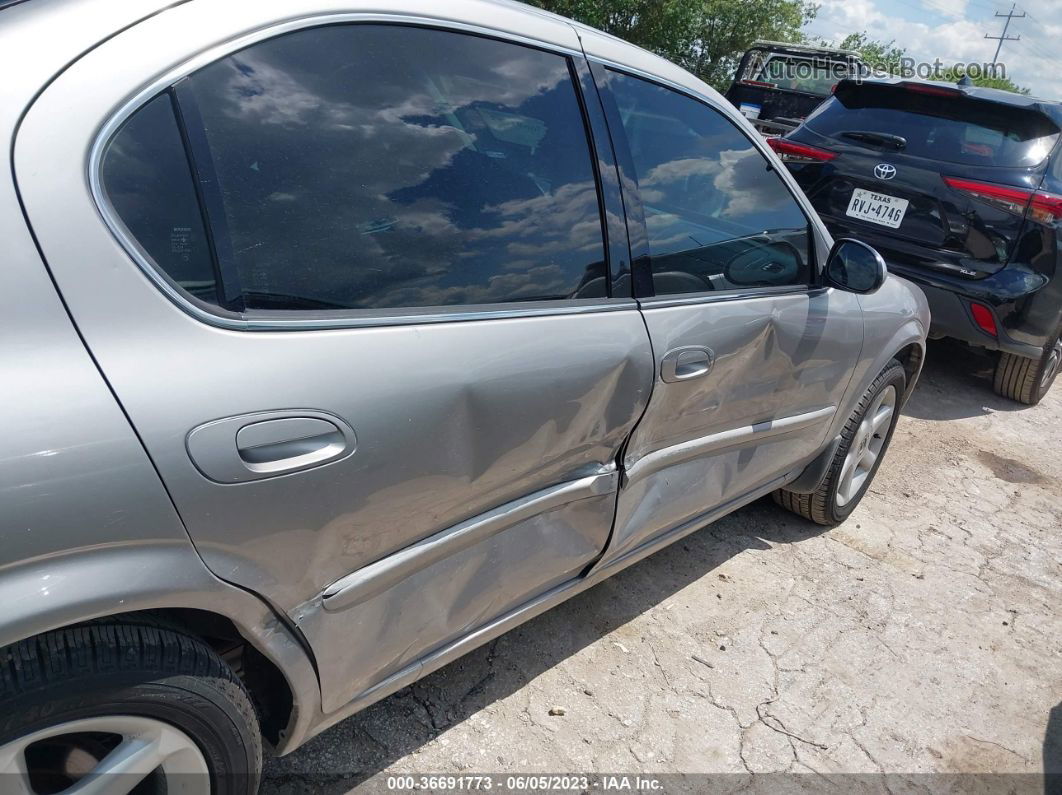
[824,238,887,294]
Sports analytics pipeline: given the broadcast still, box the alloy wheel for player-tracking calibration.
[836,384,897,508]
[0,715,210,794]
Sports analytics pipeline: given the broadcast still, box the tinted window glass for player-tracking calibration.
[174,24,605,311]
[100,93,217,302]
[806,84,1060,168]
[609,72,811,295]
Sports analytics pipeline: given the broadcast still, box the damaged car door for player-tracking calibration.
[18,16,652,714]
[589,65,864,567]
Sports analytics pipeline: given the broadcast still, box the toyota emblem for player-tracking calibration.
[874,163,897,180]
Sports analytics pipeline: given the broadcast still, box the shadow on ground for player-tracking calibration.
[902,339,1028,422]
[262,501,827,791]
[1046,703,1062,794]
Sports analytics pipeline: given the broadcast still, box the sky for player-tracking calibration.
[804,0,1062,100]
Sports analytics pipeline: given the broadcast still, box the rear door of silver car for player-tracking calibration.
[15,3,653,714]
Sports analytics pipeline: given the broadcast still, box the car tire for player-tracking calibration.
[0,621,261,794]
[773,360,906,526]
[993,329,1062,405]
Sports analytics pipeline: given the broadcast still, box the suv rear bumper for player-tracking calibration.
[887,263,1050,359]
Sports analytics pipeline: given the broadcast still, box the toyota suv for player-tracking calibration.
[0,1,927,791]
[771,77,1062,404]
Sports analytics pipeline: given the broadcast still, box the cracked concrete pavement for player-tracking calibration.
[264,339,1062,790]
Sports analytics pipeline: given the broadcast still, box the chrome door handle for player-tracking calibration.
[187,410,357,483]
[236,417,346,474]
[660,346,715,383]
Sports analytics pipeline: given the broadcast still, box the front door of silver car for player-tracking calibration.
[586,63,864,567]
[14,8,655,713]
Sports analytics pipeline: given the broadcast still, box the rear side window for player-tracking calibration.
[101,24,607,314]
[100,94,217,302]
[607,72,811,295]
[806,84,1061,168]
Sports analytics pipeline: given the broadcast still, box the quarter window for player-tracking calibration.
[608,72,812,295]
[99,94,218,303]
[101,24,608,314]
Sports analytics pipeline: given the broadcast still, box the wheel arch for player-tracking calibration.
[891,339,926,405]
[0,543,322,754]
[857,321,927,411]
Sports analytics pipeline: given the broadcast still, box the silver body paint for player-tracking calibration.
[1,0,928,752]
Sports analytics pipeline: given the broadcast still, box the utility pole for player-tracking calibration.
[984,2,1025,65]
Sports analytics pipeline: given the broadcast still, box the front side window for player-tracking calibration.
[607,72,812,296]
[101,24,607,314]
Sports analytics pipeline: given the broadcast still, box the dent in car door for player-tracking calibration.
[16,10,652,714]
[591,66,863,566]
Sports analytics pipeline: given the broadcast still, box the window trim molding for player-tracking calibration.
[88,13,623,332]
[637,284,829,311]
[570,57,632,297]
[168,84,245,313]
[586,59,654,300]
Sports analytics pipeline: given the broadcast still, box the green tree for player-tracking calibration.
[828,32,908,74]
[527,0,817,90]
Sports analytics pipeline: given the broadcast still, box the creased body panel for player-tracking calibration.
[303,478,616,712]
[600,290,862,565]
[321,472,616,612]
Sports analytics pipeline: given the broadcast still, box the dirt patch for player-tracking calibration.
[976,450,1051,486]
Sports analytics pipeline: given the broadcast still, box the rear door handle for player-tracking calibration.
[236,417,346,474]
[660,346,715,383]
[187,410,357,483]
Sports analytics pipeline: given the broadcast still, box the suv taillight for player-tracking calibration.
[767,138,837,163]
[900,81,963,98]
[943,176,1062,225]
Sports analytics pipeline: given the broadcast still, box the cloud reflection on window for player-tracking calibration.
[182,24,606,310]
[609,71,810,293]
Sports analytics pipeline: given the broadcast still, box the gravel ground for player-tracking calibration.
[264,339,1062,791]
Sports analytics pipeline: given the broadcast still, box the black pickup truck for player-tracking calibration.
[725,41,865,135]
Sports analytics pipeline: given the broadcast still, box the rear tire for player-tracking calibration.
[0,622,261,794]
[993,330,1062,405]
[773,360,906,526]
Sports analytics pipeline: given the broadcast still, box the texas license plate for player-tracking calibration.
[846,188,909,229]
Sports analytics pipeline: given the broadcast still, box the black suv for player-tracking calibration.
[771,77,1062,404]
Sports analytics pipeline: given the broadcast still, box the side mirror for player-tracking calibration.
[824,238,887,294]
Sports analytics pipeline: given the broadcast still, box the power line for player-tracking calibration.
[1014,36,1054,68]
[964,0,1007,14]
[985,2,1026,64]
